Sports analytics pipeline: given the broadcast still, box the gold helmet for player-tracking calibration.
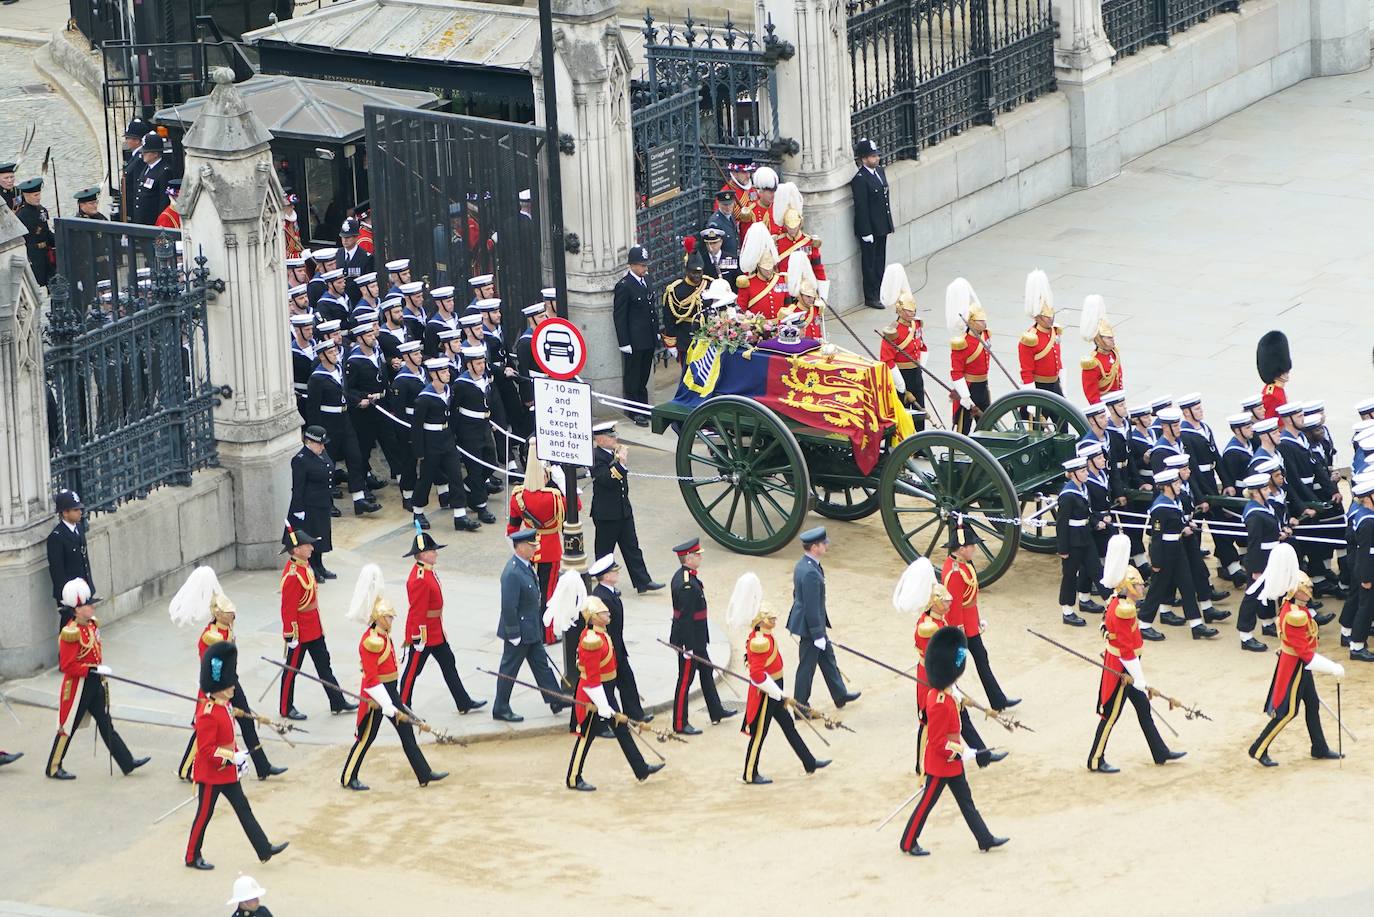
[930,582,952,611]
[1290,572,1314,602]
[752,605,777,628]
[582,595,610,622]
[210,591,236,623]
[797,276,818,299]
[757,247,777,272]
[896,291,917,314]
[371,596,396,624]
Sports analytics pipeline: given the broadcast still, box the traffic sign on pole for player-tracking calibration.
[531,317,588,381]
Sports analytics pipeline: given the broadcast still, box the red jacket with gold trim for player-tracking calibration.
[1267,601,1317,712]
[280,559,322,643]
[1081,348,1124,404]
[940,556,980,639]
[921,688,965,778]
[745,628,785,726]
[405,562,445,647]
[735,271,789,320]
[1017,324,1062,385]
[192,698,239,785]
[574,625,617,726]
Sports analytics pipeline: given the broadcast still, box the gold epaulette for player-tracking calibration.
[950,336,967,351]
[917,617,940,638]
[201,628,225,647]
[580,630,604,651]
[881,323,898,337]
[735,275,749,290]
[1020,328,1038,346]
[363,633,385,653]
[748,633,770,654]
[1285,608,1309,627]
[60,623,80,643]
[201,701,216,716]
[1114,599,1137,619]
[1080,354,1099,370]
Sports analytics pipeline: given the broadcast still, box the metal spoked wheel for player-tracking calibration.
[675,396,811,555]
[878,429,1021,586]
[810,477,881,520]
[976,389,1088,554]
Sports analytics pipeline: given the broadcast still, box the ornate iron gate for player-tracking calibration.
[1103,0,1240,58]
[630,13,794,290]
[46,229,217,513]
[364,105,554,334]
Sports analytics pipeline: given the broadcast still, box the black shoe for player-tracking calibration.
[124,756,151,775]
[1203,609,1231,623]
[421,771,449,786]
[1062,612,1086,627]
[458,699,488,714]
[485,479,504,495]
[0,751,22,767]
[1140,626,1165,641]
[284,707,307,721]
[711,709,739,723]
[365,475,388,491]
[633,415,650,427]
[413,513,431,530]
[677,724,702,736]
[1309,598,1324,610]
[477,509,497,524]
[1256,753,1278,767]
[1208,588,1231,601]
[315,567,338,581]
[330,486,343,498]
[457,516,482,532]
[809,759,832,772]
[747,773,772,785]
[345,778,370,791]
[1261,624,1277,637]
[1314,612,1335,626]
[836,691,862,706]
[550,701,571,715]
[48,768,76,780]
[570,778,597,791]
[980,837,1010,852]
[259,765,288,780]
[1091,760,1119,774]
[333,702,359,715]
[1159,611,1187,627]
[260,841,289,863]
[402,497,413,511]
[636,582,665,594]
[1230,572,1249,588]
[1240,638,1268,652]
[1350,648,1374,662]
[977,749,1008,768]
[353,499,381,515]
[329,505,342,518]
[438,492,451,509]
[866,300,885,310]
[185,857,214,870]
[1078,599,1105,613]
[1191,625,1218,639]
[1341,634,1351,647]
[997,698,1021,710]
[640,762,666,781]
[905,843,930,856]
[1162,750,1186,762]
[493,711,524,723]
[1313,749,1344,760]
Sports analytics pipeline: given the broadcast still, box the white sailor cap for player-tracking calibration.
[1255,456,1283,473]
[289,314,315,327]
[431,286,455,300]
[1062,456,1088,471]
[1359,433,1374,452]
[461,344,487,360]
[522,303,545,317]
[1154,468,1180,485]
[438,328,462,342]
[1252,417,1279,434]
[286,256,306,268]
[1176,392,1202,409]
[356,271,378,285]
[1357,397,1374,415]
[468,274,494,288]
[1150,397,1173,412]
[1355,479,1374,498]
[1084,403,1106,418]
[459,314,483,327]
[379,295,404,310]
[137,266,152,278]
[352,309,379,324]
[518,188,532,202]
[592,421,618,435]
[398,340,423,354]
[386,259,410,272]
[1275,402,1304,418]
[1155,407,1183,423]
[299,248,314,261]
[1353,419,1374,437]
[542,287,557,299]
[315,319,342,333]
[351,322,376,336]
[475,298,502,312]
[1226,413,1252,428]
[423,357,449,371]
[1101,391,1127,406]
[1163,453,1189,469]
[288,283,308,297]
[1239,394,1263,411]
[319,268,344,281]
[1302,400,1324,413]
[1127,403,1152,418]
[1240,472,1270,490]
[1302,412,1324,428]
[1075,441,1103,458]
[312,247,338,262]
[399,282,424,296]
[314,338,338,353]
[588,554,620,577]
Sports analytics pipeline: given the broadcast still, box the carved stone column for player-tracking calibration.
[1053,0,1120,187]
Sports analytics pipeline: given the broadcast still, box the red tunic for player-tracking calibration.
[718,178,757,214]
[776,232,826,281]
[744,629,785,726]
[1081,348,1124,404]
[154,206,181,229]
[357,626,399,727]
[283,217,302,257]
[879,320,927,371]
[405,562,445,647]
[56,619,102,733]
[736,271,789,320]
[1098,596,1142,710]
[1017,325,1062,385]
[280,559,322,643]
[940,556,980,639]
[739,200,780,238]
[191,622,233,705]
[358,224,374,254]
[506,486,566,571]
[1267,601,1317,711]
[574,626,618,726]
[192,698,238,785]
[1261,383,1287,420]
[949,330,991,406]
[921,688,965,778]
[913,611,944,713]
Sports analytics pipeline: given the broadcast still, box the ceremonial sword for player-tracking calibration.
[102,672,305,746]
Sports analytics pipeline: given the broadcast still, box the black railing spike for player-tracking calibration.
[642,9,657,44]
[683,12,696,45]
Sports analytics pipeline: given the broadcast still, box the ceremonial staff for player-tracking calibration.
[101,672,305,745]
[477,668,684,759]
[261,657,466,746]
[656,639,855,743]
[832,640,1032,733]
[1025,628,1212,722]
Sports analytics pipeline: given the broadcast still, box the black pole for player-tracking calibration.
[537,0,569,320]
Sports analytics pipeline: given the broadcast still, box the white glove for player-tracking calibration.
[618,345,632,354]
[286,638,299,650]
[509,636,522,646]
[585,684,611,717]
[94,664,112,676]
[979,618,989,633]
[365,684,397,718]
[861,234,874,244]
[951,684,965,704]
[1020,382,1035,391]
[892,371,906,395]
[918,350,929,367]
[541,608,556,627]
[668,347,678,359]
[237,758,250,777]
[755,678,783,702]
[292,511,305,520]
[1306,653,1345,679]
[232,749,250,767]
[960,745,979,763]
[952,377,971,403]
[1121,656,1147,691]
[813,637,826,650]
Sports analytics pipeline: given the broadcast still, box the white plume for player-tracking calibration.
[347,563,385,622]
[893,557,936,615]
[1079,294,1107,342]
[726,572,764,631]
[170,566,221,627]
[546,570,587,636]
[61,578,92,608]
[945,277,979,333]
[1023,269,1053,318]
[880,263,911,309]
[1257,543,1300,603]
[1099,534,1131,590]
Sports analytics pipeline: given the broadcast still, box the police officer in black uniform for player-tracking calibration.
[128,132,172,226]
[590,422,662,593]
[117,119,151,220]
[307,338,380,516]
[16,177,55,286]
[612,245,658,427]
[337,218,373,302]
[850,138,894,310]
[46,489,94,624]
[288,426,338,580]
[410,358,478,532]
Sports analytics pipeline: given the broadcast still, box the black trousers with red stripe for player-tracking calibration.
[278,638,349,716]
[899,772,995,852]
[398,640,477,711]
[673,649,728,732]
[184,780,273,864]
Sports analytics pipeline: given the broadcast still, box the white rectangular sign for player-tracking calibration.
[533,377,593,467]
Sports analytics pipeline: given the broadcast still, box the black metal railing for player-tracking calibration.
[847,0,1057,162]
[56,215,171,315]
[1103,0,1240,58]
[45,233,217,513]
[70,0,131,49]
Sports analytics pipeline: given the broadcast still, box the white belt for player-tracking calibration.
[405,407,415,415]
[292,382,308,392]
[1199,463,1215,472]
[458,408,488,419]
[1160,533,1181,541]
[1140,469,1154,478]
[1300,476,1314,484]
[423,423,446,431]
[319,405,344,414]
[1115,461,1128,469]
[1068,519,1088,527]
[1261,541,1278,549]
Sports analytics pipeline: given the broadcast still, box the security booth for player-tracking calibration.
[153,75,439,247]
